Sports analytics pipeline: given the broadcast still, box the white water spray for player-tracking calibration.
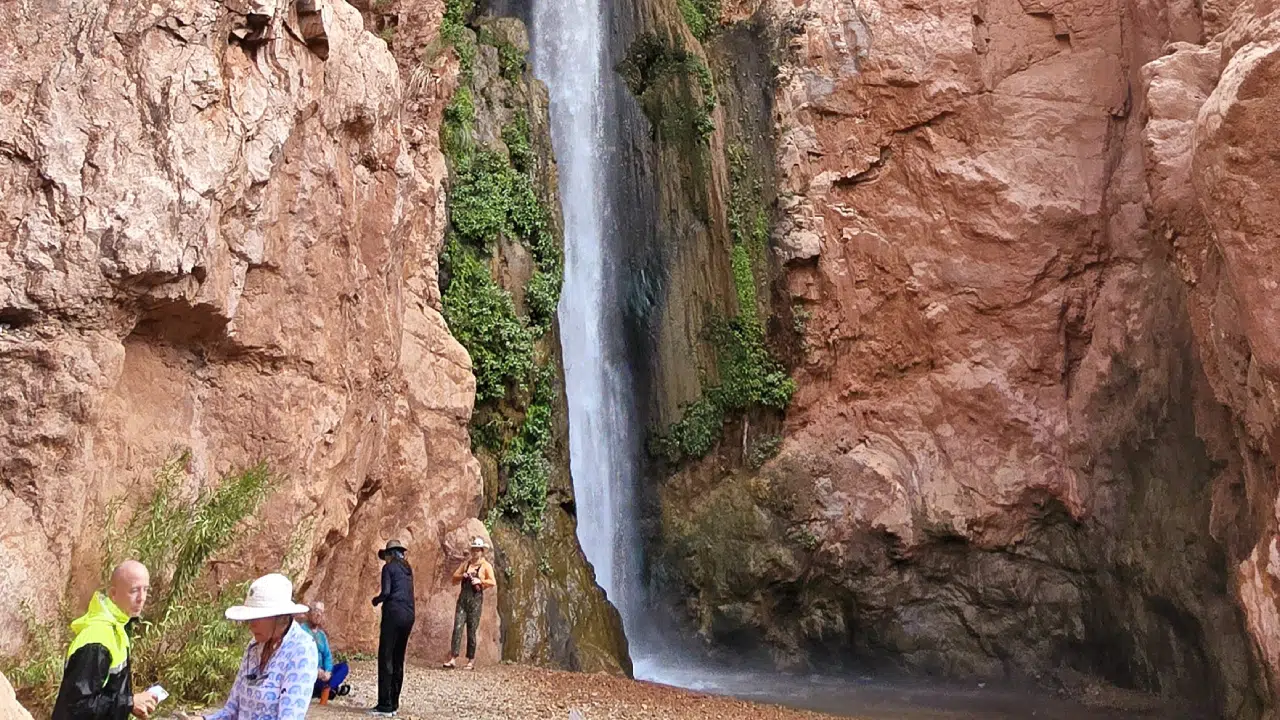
[533,0,643,636]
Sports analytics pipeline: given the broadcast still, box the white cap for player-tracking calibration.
[470,537,487,549]
[225,573,309,621]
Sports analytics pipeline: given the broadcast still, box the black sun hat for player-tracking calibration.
[377,538,407,559]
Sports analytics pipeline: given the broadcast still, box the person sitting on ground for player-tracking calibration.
[296,601,350,701]
[53,560,158,720]
[187,574,317,720]
[442,537,496,671]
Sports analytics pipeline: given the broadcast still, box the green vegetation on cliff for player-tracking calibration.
[440,21,563,534]
[655,318,794,460]
[502,110,535,173]
[497,366,556,533]
[441,0,475,47]
[619,33,717,144]
[449,150,550,251]
[4,454,277,712]
[727,144,770,323]
[442,238,535,402]
[677,0,721,40]
[652,143,793,461]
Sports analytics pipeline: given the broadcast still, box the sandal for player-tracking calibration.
[442,659,456,669]
[463,662,474,671]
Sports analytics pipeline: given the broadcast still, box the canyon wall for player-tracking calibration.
[0,0,623,675]
[635,0,1280,715]
[1145,0,1280,704]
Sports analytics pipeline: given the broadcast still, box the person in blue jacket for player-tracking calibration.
[370,539,415,716]
[297,602,350,700]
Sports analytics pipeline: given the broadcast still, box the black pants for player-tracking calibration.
[450,586,483,659]
[377,610,414,711]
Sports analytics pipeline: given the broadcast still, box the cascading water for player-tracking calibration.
[532,0,646,645]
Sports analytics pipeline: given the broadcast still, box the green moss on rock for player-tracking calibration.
[651,137,792,463]
[653,318,794,462]
[493,513,631,674]
[618,32,717,144]
[677,0,721,40]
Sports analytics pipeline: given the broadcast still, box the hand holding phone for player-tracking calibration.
[146,686,169,704]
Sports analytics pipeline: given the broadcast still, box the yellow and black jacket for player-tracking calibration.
[51,592,135,720]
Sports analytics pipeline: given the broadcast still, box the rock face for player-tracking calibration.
[639,0,1280,716]
[1145,0,1280,706]
[0,0,491,664]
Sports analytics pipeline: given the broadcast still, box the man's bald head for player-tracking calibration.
[308,600,326,628]
[108,560,150,618]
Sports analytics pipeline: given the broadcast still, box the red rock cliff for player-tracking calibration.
[646,0,1280,714]
[0,0,501,663]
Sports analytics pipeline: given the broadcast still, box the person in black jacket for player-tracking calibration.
[370,539,415,716]
[52,560,158,720]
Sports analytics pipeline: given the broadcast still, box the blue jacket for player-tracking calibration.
[301,623,333,672]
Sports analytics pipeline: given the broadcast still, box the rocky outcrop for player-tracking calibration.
[1144,0,1280,706]
[1,0,495,665]
[638,0,1280,716]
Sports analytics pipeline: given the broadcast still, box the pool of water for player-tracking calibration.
[633,657,1176,720]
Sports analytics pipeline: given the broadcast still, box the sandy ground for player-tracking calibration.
[308,661,841,720]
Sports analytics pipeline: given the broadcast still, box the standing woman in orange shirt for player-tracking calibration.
[442,537,496,670]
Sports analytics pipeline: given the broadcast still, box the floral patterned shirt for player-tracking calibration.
[206,621,318,720]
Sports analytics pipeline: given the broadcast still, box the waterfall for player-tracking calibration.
[532,0,645,642]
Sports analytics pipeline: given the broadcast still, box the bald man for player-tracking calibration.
[52,561,158,720]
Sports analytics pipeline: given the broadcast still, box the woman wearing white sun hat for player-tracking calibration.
[187,574,318,720]
[442,537,495,671]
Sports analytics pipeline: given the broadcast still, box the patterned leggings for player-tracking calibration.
[450,586,483,659]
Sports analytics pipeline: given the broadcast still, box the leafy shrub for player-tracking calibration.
[502,112,534,175]
[677,0,722,40]
[450,151,519,247]
[497,367,557,532]
[656,396,726,460]
[653,319,794,462]
[499,42,526,82]
[3,454,276,714]
[440,0,477,80]
[710,319,795,411]
[441,238,535,403]
[449,150,550,253]
[526,270,562,336]
[441,0,476,45]
[730,244,758,325]
[508,172,548,242]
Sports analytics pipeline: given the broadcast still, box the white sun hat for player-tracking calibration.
[225,573,309,621]
[469,537,487,549]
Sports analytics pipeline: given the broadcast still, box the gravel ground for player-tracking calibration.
[310,661,843,720]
